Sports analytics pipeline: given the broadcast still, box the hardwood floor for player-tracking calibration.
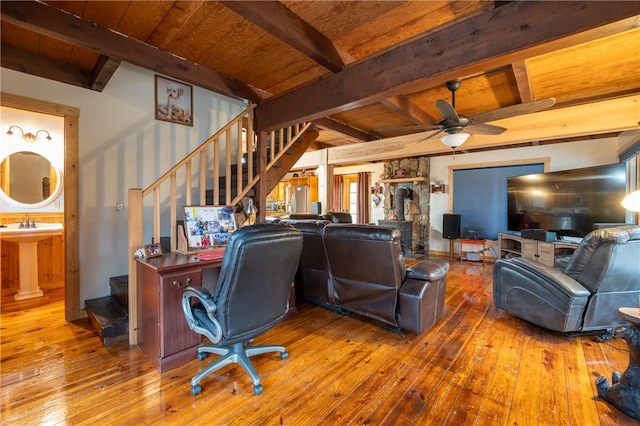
[1,258,637,425]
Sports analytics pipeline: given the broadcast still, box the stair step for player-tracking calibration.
[85,296,128,346]
[109,275,128,310]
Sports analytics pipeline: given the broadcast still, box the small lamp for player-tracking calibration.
[621,190,640,212]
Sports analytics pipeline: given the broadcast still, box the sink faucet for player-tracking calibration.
[21,216,35,228]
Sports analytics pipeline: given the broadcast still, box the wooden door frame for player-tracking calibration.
[341,174,358,214]
[1,93,81,321]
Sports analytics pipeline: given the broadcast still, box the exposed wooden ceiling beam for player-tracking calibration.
[220,0,345,73]
[379,96,437,126]
[90,55,121,92]
[311,117,376,143]
[255,1,640,131]
[0,0,266,102]
[511,60,533,103]
[1,44,90,88]
[221,1,432,135]
[324,95,640,164]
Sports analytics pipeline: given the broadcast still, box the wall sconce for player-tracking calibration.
[6,126,52,143]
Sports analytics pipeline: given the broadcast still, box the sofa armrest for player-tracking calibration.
[502,257,590,298]
[406,258,450,282]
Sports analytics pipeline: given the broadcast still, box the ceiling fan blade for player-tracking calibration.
[466,122,506,135]
[417,128,444,143]
[471,98,556,124]
[436,99,459,123]
[374,124,439,133]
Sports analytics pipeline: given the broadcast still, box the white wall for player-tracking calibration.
[0,65,246,304]
[428,137,622,254]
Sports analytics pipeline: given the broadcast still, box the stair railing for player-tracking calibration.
[127,104,310,344]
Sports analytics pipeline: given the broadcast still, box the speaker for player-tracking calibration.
[443,213,461,239]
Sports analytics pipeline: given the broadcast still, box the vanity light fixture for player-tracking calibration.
[6,126,52,143]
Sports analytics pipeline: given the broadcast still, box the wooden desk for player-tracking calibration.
[135,253,223,372]
[135,251,298,372]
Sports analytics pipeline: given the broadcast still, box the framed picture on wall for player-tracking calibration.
[155,75,193,126]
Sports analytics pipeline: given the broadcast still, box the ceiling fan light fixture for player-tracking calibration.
[440,132,470,149]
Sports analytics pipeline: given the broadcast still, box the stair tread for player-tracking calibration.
[109,275,128,310]
[85,296,128,339]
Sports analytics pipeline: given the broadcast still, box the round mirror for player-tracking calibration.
[0,151,62,208]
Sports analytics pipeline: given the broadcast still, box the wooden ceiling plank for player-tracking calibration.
[255,1,640,131]
[220,0,345,73]
[145,1,205,49]
[1,0,265,102]
[90,55,121,92]
[1,44,90,89]
[511,60,533,103]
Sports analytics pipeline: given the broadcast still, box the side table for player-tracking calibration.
[459,239,486,263]
[595,307,640,420]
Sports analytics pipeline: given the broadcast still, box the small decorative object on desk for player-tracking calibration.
[144,243,163,258]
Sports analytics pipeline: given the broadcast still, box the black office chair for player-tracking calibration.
[181,224,303,395]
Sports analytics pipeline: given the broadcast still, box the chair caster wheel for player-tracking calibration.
[191,384,201,395]
[253,384,263,395]
[197,352,206,361]
[280,351,289,360]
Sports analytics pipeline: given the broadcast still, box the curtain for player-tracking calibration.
[332,174,343,213]
[356,172,370,224]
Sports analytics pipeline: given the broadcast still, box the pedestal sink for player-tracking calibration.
[0,222,64,300]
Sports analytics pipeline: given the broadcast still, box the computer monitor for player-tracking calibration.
[182,205,237,251]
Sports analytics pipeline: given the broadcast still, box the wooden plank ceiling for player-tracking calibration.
[1,1,639,154]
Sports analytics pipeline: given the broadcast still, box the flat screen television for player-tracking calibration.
[507,163,627,237]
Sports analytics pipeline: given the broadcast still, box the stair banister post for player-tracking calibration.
[128,188,143,345]
[256,130,268,224]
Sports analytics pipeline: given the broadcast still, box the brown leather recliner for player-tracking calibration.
[493,225,640,333]
[293,223,450,334]
[325,212,353,223]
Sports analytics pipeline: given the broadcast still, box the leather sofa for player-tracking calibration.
[493,225,640,333]
[289,222,450,334]
[288,212,353,223]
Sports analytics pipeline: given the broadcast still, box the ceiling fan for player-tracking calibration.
[376,79,556,150]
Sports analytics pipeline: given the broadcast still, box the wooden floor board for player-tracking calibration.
[1,258,638,425]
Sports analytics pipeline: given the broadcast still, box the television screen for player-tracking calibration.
[507,163,627,237]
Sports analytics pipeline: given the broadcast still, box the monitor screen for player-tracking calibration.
[183,205,237,251]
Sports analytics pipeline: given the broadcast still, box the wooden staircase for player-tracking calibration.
[83,105,320,347]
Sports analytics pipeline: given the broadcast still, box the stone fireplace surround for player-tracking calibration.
[379,156,430,254]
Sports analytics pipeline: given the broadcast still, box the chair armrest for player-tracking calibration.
[499,257,590,297]
[182,285,222,343]
[406,259,450,282]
